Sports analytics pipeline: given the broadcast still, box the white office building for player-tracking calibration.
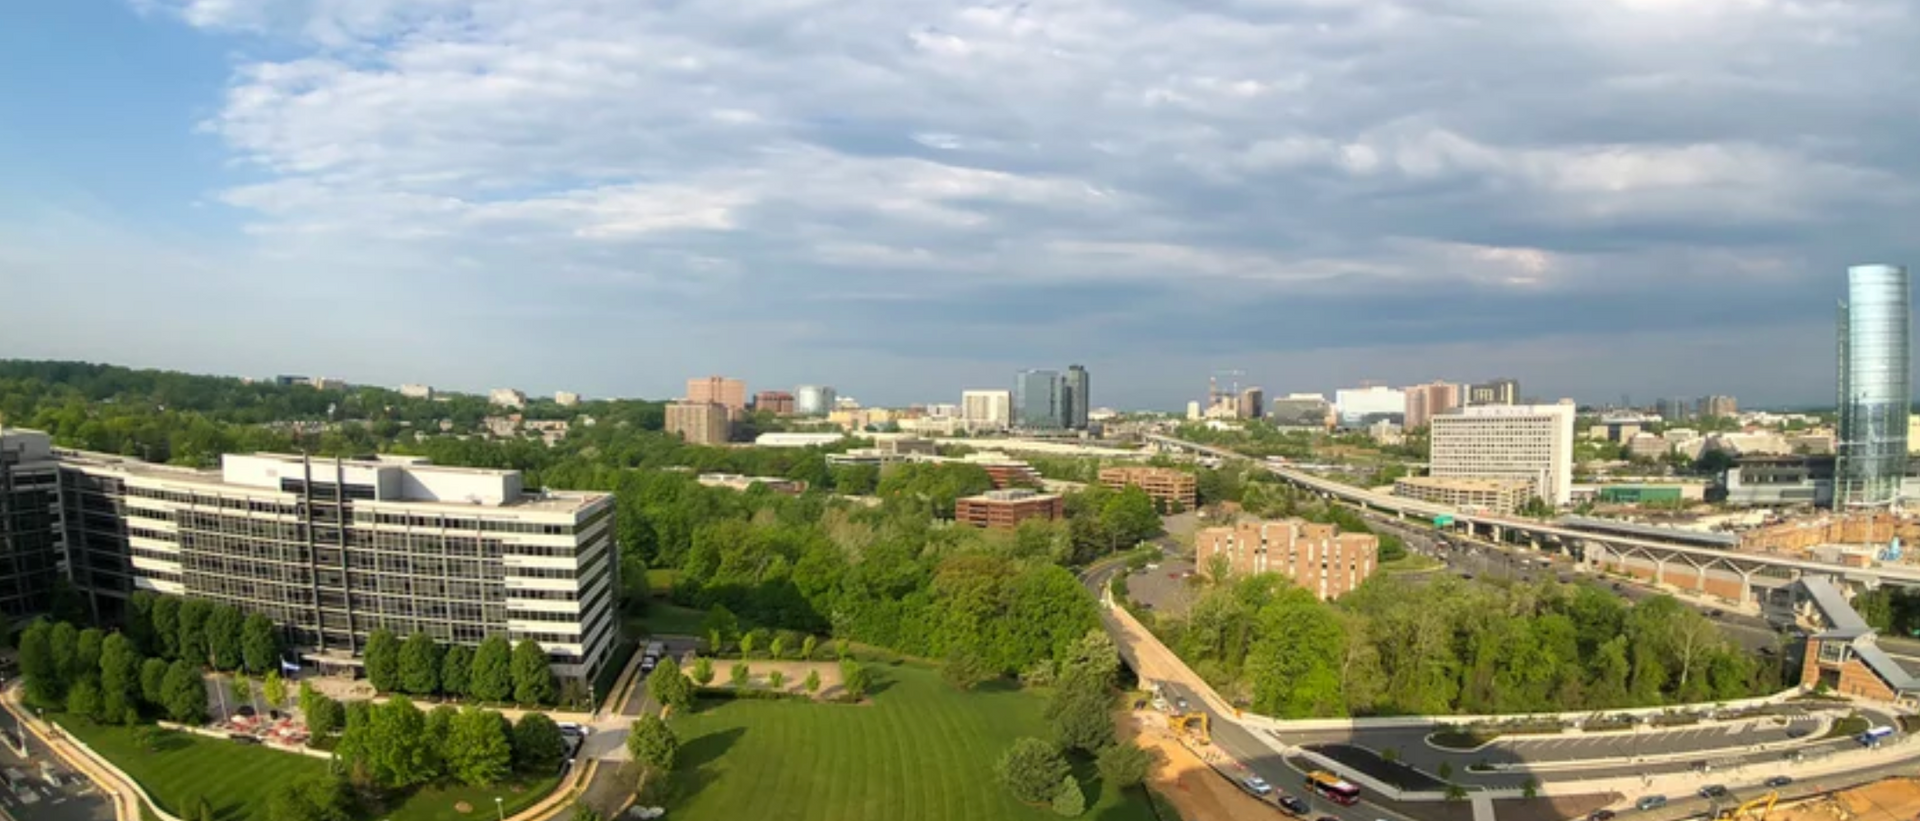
[961,390,1013,430]
[1429,403,1577,506]
[48,440,617,686]
[1334,386,1406,426]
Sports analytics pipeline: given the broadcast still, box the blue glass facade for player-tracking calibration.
[1014,369,1062,430]
[1836,264,1910,508]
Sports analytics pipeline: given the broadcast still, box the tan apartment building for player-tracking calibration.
[1099,466,1199,510]
[1392,476,1529,513]
[1196,519,1379,601]
[686,376,748,419]
[755,391,795,415]
[1403,381,1462,430]
[955,489,1065,530]
[666,402,731,445]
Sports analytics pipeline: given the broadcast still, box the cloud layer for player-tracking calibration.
[24,0,1920,405]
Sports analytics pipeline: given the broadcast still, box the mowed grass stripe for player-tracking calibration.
[667,665,1158,821]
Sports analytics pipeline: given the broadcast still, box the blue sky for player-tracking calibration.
[2,0,1917,410]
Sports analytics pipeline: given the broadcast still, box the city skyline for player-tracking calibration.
[4,5,1917,409]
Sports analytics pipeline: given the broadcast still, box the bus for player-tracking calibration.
[1304,771,1360,805]
[1858,725,1895,747]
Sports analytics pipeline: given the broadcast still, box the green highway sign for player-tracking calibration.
[1432,515,1454,527]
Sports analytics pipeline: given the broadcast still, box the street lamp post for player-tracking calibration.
[494,796,504,821]
[589,683,597,721]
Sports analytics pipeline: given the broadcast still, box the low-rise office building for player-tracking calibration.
[18,429,618,687]
[1429,402,1576,506]
[1195,518,1378,600]
[954,489,1064,530]
[1392,476,1529,513]
[754,391,795,416]
[1098,466,1198,510]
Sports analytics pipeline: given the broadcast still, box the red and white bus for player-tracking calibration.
[1304,771,1360,805]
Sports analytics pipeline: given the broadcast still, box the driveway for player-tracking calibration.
[0,720,115,821]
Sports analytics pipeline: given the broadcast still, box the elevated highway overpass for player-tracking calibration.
[1140,433,1920,604]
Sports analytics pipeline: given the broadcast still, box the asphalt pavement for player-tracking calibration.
[0,716,114,821]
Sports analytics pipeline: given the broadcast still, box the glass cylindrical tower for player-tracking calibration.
[1835,263,1911,508]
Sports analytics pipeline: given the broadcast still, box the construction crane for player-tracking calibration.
[1171,712,1212,745]
[1715,792,1778,821]
[1208,369,1246,410]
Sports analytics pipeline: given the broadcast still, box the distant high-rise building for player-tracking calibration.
[1014,369,1064,430]
[554,391,582,407]
[1697,395,1738,418]
[755,391,795,416]
[488,388,527,408]
[1238,387,1265,420]
[1063,365,1091,430]
[1403,382,1462,429]
[665,402,731,445]
[793,385,837,416]
[962,390,1013,429]
[1269,394,1333,429]
[686,376,747,419]
[1836,263,1911,508]
[399,384,434,400]
[1467,379,1519,406]
[1656,397,1693,422]
[1429,402,1577,506]
[1334,385,1405,427]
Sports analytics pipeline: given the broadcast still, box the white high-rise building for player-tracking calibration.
[1429,402,1577,506]
[1334,385,1406,426]
[961,390,1013,430]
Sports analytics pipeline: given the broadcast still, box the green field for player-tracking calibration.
[662,664,1161,821]
[627,601,711,638]
[56,718,556,821]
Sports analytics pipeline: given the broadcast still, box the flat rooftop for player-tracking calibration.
[1397,476,1529,491]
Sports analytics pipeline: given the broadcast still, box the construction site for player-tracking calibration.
[1744,778,1920,821]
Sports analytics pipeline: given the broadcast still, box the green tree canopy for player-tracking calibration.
[363,629,401,693]
[995,738,1071,804]
[512,713,568,773]
[440,644,474,698]
[469,636,513,702]
[399,633,442,696]
[510,640,556,705]
[446,708,513,787]
[241,613,280,674]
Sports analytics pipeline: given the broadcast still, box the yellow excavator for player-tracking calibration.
[1715,792,1778,821]
[1172,712,1212,746]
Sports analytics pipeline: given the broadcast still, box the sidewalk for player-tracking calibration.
[0,685,150,821]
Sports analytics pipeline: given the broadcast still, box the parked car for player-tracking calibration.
[1636,796,1668,811]
[1278,794,1309,815]
[1698,784,1728,799]
[1174,697,1190,711]
[1588,810,1617,821]
[1706,609,1723,619]
[1765,776,1794,788]
[1242,776,1273,796]
[557,722,591,737]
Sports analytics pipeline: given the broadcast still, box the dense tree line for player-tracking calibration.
[361,628,564,706]
[1852,587,1920,638]
[993,630,1151,816]
[1154,573,1778,718]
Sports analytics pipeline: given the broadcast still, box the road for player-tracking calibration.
[0,710,115,821]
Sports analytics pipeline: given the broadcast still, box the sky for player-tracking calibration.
[1,0,1917,410]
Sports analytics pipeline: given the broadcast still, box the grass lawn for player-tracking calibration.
[646,568,679,595]
[627,601,712,638]
[662,663,1161,821]
[56,718,556,821]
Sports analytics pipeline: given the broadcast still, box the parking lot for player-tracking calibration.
[1483,715,1826,763]
[0,727,114,821]
[1124,559,1198,617]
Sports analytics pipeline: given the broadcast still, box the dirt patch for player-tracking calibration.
[706,660,845,699]
[304,674,376,702]
[1118,709,1274,821]
[1774,778,1920,821]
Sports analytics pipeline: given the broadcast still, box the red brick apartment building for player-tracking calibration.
[1099,466,1199,510]
[955,489,1064,530]
[754,391,795,415]
[1196,519,1379,601]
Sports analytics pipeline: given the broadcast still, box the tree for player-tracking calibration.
[265,772,353,821]
[510,640,557,705]
[204,604,243,670]
[996,738,1071,804]
[768,670,786,690]
[18,621,61,707]
[1051,774,1086,817]
[701,606,738,654]
[152,595,181,660]
[1099,486,1162,551]
[241,613,280,674]
[513,713,567,773]
[298,680,319,718]
[647,658,693,713]
[730,662,751,687]
[841,661,871,700]
[49,622,79,687]
[140,657,170,708]
[627,714,678,789]
[1097,743,1151,790]
[942,648,995,691]
[307,696,344,736]
[835,637,850,660]
[264,670,287,709]
[440,645,474,698]
[163,660,208,724]
[1046,679,1113,753]
[127,591,159,657]
[769,633,789,660]
[446,708,513,787]
[399,633,442,696]
[572,803,605,821]
[739,630,760,659]
[362,696,435,788]
[425,704,458,776]
[75,629,105,681]
[800,635,818,661]
[66,678,104,721]
[690,657,715,686]
[232,676,252,708]
[804,669,821,694]
[469,636,513,702]
[364,629,401,693]
[1437,761,1454,780]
